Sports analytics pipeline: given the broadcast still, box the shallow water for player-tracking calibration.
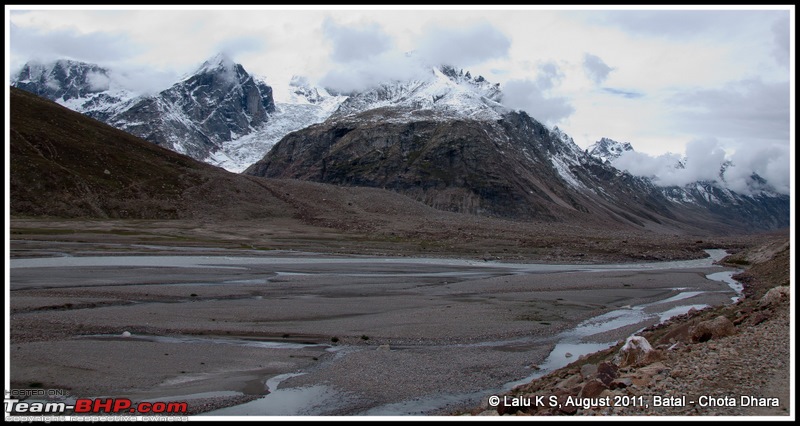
[10,249,727,272]
[706,270,744,302]
[201,372,350,416]
[14,249,739,416]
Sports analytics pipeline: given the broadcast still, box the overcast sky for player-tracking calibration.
[5,5,794,194]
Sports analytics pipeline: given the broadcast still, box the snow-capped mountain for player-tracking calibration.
[10,58,515,170]
[587,137,634,163]
[105,53,276,159]
[245,79,788,231]
[586,137,787,225]
[330,65,509,123]
[11,54,278,161]
[206,76,347,172]
[10,56,788,231]
[11,59,137,122]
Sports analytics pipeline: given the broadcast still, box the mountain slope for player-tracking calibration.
[245,105,789,233]
[206,76,347,172]
[245,109,678,226]
[106,54,276,159]
[11,55,278,162]
[9,87,291,220]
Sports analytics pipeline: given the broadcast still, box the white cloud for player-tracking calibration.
[770,15,790,67]
[85,71,110,91]
[319,51,430,94]
[611,138,789,195]
[670,79,790,143]
[582,53,613,85]
[502,77,574,125]
[322,18,393,63]
[9,21,142,66]
[415,20,511,67]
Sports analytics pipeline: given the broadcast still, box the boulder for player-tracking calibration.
[596,361,619,386]
[579,379,608,398]
[760,286,790,307]
[615,335,660,367]
[689,315,736,342]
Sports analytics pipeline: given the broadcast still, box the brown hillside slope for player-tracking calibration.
[10,86,299,220]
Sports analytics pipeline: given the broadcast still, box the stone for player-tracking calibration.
[580,363,598,379]
[615,335,659,367]
[580,379,608,398]
[750,312,769,325]
[760,286,790,307]
[556,374,583,390]
[610,377,633,389]
[689,315,736,342]
[596,361,619,386]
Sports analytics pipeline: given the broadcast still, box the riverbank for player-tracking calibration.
[465,234,791,417]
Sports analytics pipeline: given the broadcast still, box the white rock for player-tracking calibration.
[615,335,656,367]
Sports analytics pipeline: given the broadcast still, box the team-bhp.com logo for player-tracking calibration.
[5,390,188,418]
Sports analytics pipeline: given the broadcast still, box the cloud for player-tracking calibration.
[503,66,575,124]
[9,22,142,65]
[670,78,790,142]
[215,36,267,60]
[319,51,430,94]
[583,53,613,85]
[771,15,790,67]
[106,66,179,95]
[322,18,393,63]
[601,88,644,99]
[589,10,765,39]
[415,21,510,67]
[535,62,563,91]
[726,144,790,195]
[610,138,789,195]
[85,71,111,91]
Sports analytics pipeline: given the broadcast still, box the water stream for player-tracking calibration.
[199,249,742,416]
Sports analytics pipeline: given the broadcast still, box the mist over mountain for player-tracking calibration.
[589,137,789,196]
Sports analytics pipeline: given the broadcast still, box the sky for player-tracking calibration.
[4,5,794,194]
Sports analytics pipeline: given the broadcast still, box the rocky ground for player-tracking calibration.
[466,234,792,417]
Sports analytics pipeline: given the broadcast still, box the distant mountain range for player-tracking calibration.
[10,55,790,232]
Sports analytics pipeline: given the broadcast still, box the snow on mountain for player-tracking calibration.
[207,76,347,172]
[330,65,510,122]
[587,137,783,206]
[11,59,139,122]
[208,65,510,171]
[105,53,276,159]
[587,137,634,163]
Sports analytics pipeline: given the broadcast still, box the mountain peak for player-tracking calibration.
[186,52,246,84]
[588,137,634,163]
[197,52,236,72]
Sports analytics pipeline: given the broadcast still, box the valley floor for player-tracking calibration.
[6,219,792,418]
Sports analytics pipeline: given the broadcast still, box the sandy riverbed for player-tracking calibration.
[9,248,740,416]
